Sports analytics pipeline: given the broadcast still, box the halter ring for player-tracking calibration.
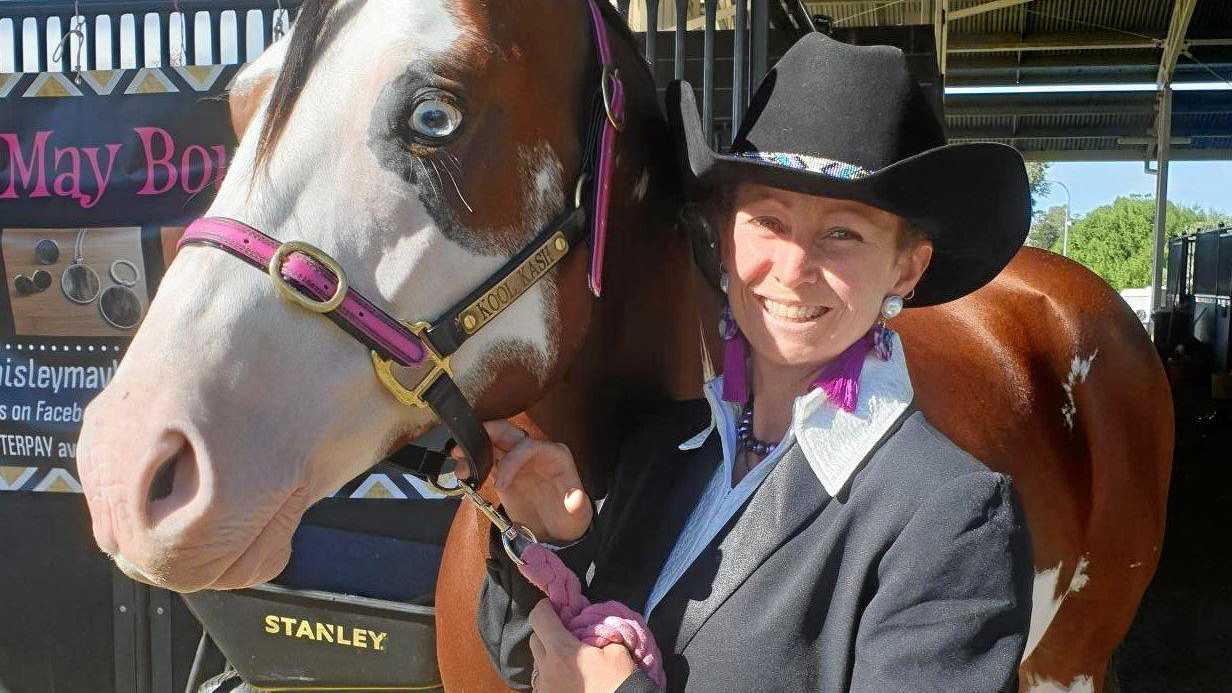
[370,320,454,409]
[500,523,538,566]
[574,173,591,209]
[268,241,348,313]
[600,65,625,132]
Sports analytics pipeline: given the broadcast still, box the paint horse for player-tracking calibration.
[73,2,1171,692]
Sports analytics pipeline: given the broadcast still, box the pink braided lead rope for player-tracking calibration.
[517,543,667,689]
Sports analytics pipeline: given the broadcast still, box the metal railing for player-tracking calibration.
[618,0,806,147]
[1,0,300,73]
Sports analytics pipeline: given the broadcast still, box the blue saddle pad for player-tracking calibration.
[274,524,444,604]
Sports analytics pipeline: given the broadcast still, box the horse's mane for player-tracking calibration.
[254,0,649,169]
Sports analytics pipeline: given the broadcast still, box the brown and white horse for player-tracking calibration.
[74,2,1170,692]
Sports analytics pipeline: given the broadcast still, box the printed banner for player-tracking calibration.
[1,66,444,500]
[0,66,239,494]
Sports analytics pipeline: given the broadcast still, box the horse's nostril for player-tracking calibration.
[144,436,200,526]
[148,456,178,503]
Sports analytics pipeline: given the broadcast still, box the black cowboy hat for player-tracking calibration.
[668,33,1030,307]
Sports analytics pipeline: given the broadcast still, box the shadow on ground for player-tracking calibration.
[1116,386,1232,692]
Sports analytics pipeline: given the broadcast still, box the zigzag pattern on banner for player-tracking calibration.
[126,67,180,94]
[0,72,20,98]
[329,472,450,500]
[23,72,83,98]
[78,69,126,95]
[173,65,227,92]
[0,464,446,499]
[0,465,79,493]
[0,466,39,491]
[0,65,244,100]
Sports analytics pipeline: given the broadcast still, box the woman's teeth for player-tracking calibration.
[759,296,826,321]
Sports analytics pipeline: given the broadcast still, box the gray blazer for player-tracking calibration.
[478,400,1033,692]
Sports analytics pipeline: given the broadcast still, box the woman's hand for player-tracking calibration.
[529,600,639,692]
[451,420,592,544]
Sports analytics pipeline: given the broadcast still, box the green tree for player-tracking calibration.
[1065,195,1230,290]
[1023,162,1057,250]
[1026,204,1066,251]
[1025,161,1051,204]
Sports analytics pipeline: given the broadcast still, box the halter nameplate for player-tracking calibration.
[458,232,570,336]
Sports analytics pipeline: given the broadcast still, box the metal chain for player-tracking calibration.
[50,0,86,80]
[272,0,288,42]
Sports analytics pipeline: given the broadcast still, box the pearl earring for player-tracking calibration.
[719,271,730,293]
[881,294,904,320]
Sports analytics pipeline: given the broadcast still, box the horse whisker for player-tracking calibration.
[444,152,466,177]
[416,158,441,200]
[436,155,474,214]
[428,158,448,205]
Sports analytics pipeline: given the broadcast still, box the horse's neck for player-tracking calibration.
[523,203,719,492]
[519,17,720,492]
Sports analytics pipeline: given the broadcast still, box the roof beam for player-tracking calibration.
[1149,0,1198,162]
[949,31,1162,53]
[1158,0,1198,87]
[947,0,1034,22]
[945,90,1232,117]
[934,0,948,78]
[1019,148,1232,162]
[949,124,1229,140]
[945,100,1156,118]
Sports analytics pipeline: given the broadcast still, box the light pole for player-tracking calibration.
[1053,180,1072,257]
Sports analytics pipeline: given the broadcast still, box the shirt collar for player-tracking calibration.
[679,331,914,496]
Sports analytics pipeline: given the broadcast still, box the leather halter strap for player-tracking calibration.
[585,0,623,297]
[177,0,622,490]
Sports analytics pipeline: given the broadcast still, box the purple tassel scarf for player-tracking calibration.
[721,321,894,413]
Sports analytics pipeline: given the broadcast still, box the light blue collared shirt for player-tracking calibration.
[641,332,915,618]
[642,378,792,618]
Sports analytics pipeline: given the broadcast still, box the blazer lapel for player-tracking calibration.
[656,442,831,651]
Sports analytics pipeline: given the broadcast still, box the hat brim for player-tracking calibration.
[667,81,1031,307]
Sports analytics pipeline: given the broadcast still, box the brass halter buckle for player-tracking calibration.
[370,320,453,409]
[267,240,349,313]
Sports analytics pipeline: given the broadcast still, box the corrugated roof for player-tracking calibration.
[807,0,1232,160]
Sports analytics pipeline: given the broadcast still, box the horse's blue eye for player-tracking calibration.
[410,99,462,139]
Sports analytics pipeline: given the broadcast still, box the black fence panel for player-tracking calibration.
[1219,234,1232,298]
[1194,230,1221,296]
[1167,237,1188,305]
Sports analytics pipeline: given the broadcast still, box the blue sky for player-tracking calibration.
[1037,161,1232,218]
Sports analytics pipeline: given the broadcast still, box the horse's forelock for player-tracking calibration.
[254,0,341,169]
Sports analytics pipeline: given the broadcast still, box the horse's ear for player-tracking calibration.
[227,71,275,139]
[225,37,290,140]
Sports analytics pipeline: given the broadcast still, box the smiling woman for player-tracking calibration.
[719,185,933,379]
[475,33,1037,693]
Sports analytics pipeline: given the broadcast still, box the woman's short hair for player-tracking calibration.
[685,182,932,255]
